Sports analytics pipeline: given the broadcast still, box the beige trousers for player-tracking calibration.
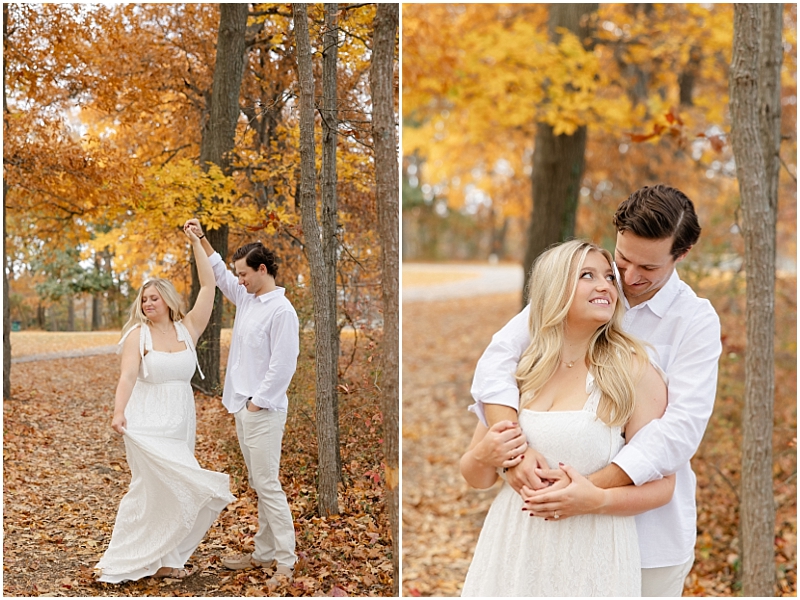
[234,408,296,568]
[641,556,694,596]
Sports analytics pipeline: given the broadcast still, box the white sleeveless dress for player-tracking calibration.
[461,372,641,597]
[96,322,235,583]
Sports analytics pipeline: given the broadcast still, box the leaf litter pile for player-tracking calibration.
[402,283,796,596]
[4,332,392,597]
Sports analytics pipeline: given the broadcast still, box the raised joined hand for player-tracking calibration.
[183,218,204,241]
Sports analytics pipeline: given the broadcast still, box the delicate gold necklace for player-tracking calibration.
[151,321,171,335]
[560,355,583,368]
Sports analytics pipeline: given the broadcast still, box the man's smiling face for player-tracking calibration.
[614,231,686,307]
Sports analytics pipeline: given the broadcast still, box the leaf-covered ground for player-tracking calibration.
[402,279,796,597]
[4,332,392,597]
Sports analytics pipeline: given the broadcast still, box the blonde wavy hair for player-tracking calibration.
[517,240,648,426]
[120,278,186,340]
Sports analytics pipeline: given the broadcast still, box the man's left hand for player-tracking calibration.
[522,463,606,520]
[246,399,262,412]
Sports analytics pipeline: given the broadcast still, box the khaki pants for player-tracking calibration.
[234,408,296,568]
[641,556,694,596]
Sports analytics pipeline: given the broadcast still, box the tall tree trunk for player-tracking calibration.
[91,252,102,330]
[293,3,340,517]
[760,4,783,211]
[3,5,11,399]
[322,2,342,480]
[678,45,701,106]
[191,3,248,392]
[3,180,9,400]
[522,3,596,305]
[371,4,399,594]
[91,297,102,330]
[67,295,75,331]
[730,4,779,596]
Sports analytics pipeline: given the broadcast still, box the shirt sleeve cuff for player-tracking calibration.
[208,252,223,267]
[468,389,521,427]
[612,443,664,486]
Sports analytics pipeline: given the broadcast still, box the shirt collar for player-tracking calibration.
[618,268,681,317]
[257,286,286,302]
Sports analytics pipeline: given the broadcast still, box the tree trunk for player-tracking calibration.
[91,252,102,330]
[191,3,248,392]
[67,295,75,331]
[91,297,102,331]
[759,4,783,211]
[322,2,342,480]
[730,4,778,596]
[371,4,399,594]
[522,3,596,305]
[678,45,701,106]
[3,179,9,400]
[293,3,340,517]
[3,6,11,399]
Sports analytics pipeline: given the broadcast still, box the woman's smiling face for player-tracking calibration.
[566,250,618,329]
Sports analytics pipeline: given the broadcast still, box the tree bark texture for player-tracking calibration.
[92,252,103,331]
[322,2,342,479]
[730,4,778,596]
[370,4,399,594]
[67,295,75,331]
[759,4,783,213]
[293,3,340,517]
[522,3,596,306]
[192,3,248,391]
[4,5,12,400]
[3,179,10,400]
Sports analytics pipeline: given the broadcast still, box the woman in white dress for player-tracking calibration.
[95,224,235,583]
[460,240,675,597]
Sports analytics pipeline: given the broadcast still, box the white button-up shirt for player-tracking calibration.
[210,252,299,414]
[469,269,722,568]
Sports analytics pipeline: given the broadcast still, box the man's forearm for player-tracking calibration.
[588,462,633,489]
[595,475,674,516]
[484,404,518,427]
[200,236,214,257]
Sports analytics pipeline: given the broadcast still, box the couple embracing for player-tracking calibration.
[461,185,722,597]
[95,219,296,584]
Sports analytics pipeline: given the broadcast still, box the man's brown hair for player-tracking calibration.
[613,184,701,260]
[232,242,279,277]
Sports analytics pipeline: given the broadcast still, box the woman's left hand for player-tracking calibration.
[522,463,606,520]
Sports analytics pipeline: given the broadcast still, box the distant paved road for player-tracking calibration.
[402,262,524,303]
[11,345,118,364]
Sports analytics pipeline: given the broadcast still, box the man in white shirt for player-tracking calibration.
[186,219,298,583]
[467,185,722,596]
